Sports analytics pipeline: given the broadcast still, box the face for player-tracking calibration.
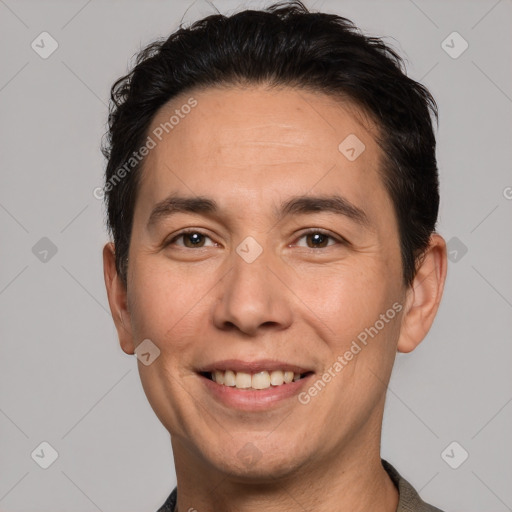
[104,84,439,481]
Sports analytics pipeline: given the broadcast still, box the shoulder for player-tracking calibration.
[156,486,177,512]
[382,459,446,512]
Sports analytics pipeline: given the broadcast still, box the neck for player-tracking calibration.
[170,431,398,512]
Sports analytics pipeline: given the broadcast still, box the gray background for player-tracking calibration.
[1,0,511,510]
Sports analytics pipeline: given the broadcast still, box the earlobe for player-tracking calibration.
[397,234,447,353]
[102,242,135,355]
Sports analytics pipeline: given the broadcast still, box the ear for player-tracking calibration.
[103,242,135,355]
[397,233,447,353]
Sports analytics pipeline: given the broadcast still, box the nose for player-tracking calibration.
[212,247,293,336]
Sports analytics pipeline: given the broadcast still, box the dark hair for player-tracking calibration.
[101,0,439,287]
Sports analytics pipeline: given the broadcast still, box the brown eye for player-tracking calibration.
[182,232,205,247]
[305,232,330,248]
[167,230,216,248]
[294,230,338,249]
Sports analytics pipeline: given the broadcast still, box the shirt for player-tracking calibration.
[156,459,445,512]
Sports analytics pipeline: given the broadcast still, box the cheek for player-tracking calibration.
[290,260,396,345]
[127,257,217,349]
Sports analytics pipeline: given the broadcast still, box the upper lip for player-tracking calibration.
[197,359,314,374]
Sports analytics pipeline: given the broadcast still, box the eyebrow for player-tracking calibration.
[277,195,369,227]
[147,194,370,229]
[147,196,217,228]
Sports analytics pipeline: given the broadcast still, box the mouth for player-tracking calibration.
[196,360,315,411]
[196,359,315,410]
[199,369,314,391]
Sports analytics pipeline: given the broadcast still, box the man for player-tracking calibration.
[101,1,447,510]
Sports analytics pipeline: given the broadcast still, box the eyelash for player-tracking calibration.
[165,228,345,249]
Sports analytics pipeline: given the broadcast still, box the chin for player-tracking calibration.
[204,440,310,482]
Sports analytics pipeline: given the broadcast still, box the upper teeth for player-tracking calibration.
[212,370,302,390]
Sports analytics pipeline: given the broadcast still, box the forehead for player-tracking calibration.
[138,85,389,219]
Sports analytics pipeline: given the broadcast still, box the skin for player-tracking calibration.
[103,84,447,512]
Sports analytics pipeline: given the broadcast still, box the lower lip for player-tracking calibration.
[199,373,314,411]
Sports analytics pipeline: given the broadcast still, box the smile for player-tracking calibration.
[203,369,313,390]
